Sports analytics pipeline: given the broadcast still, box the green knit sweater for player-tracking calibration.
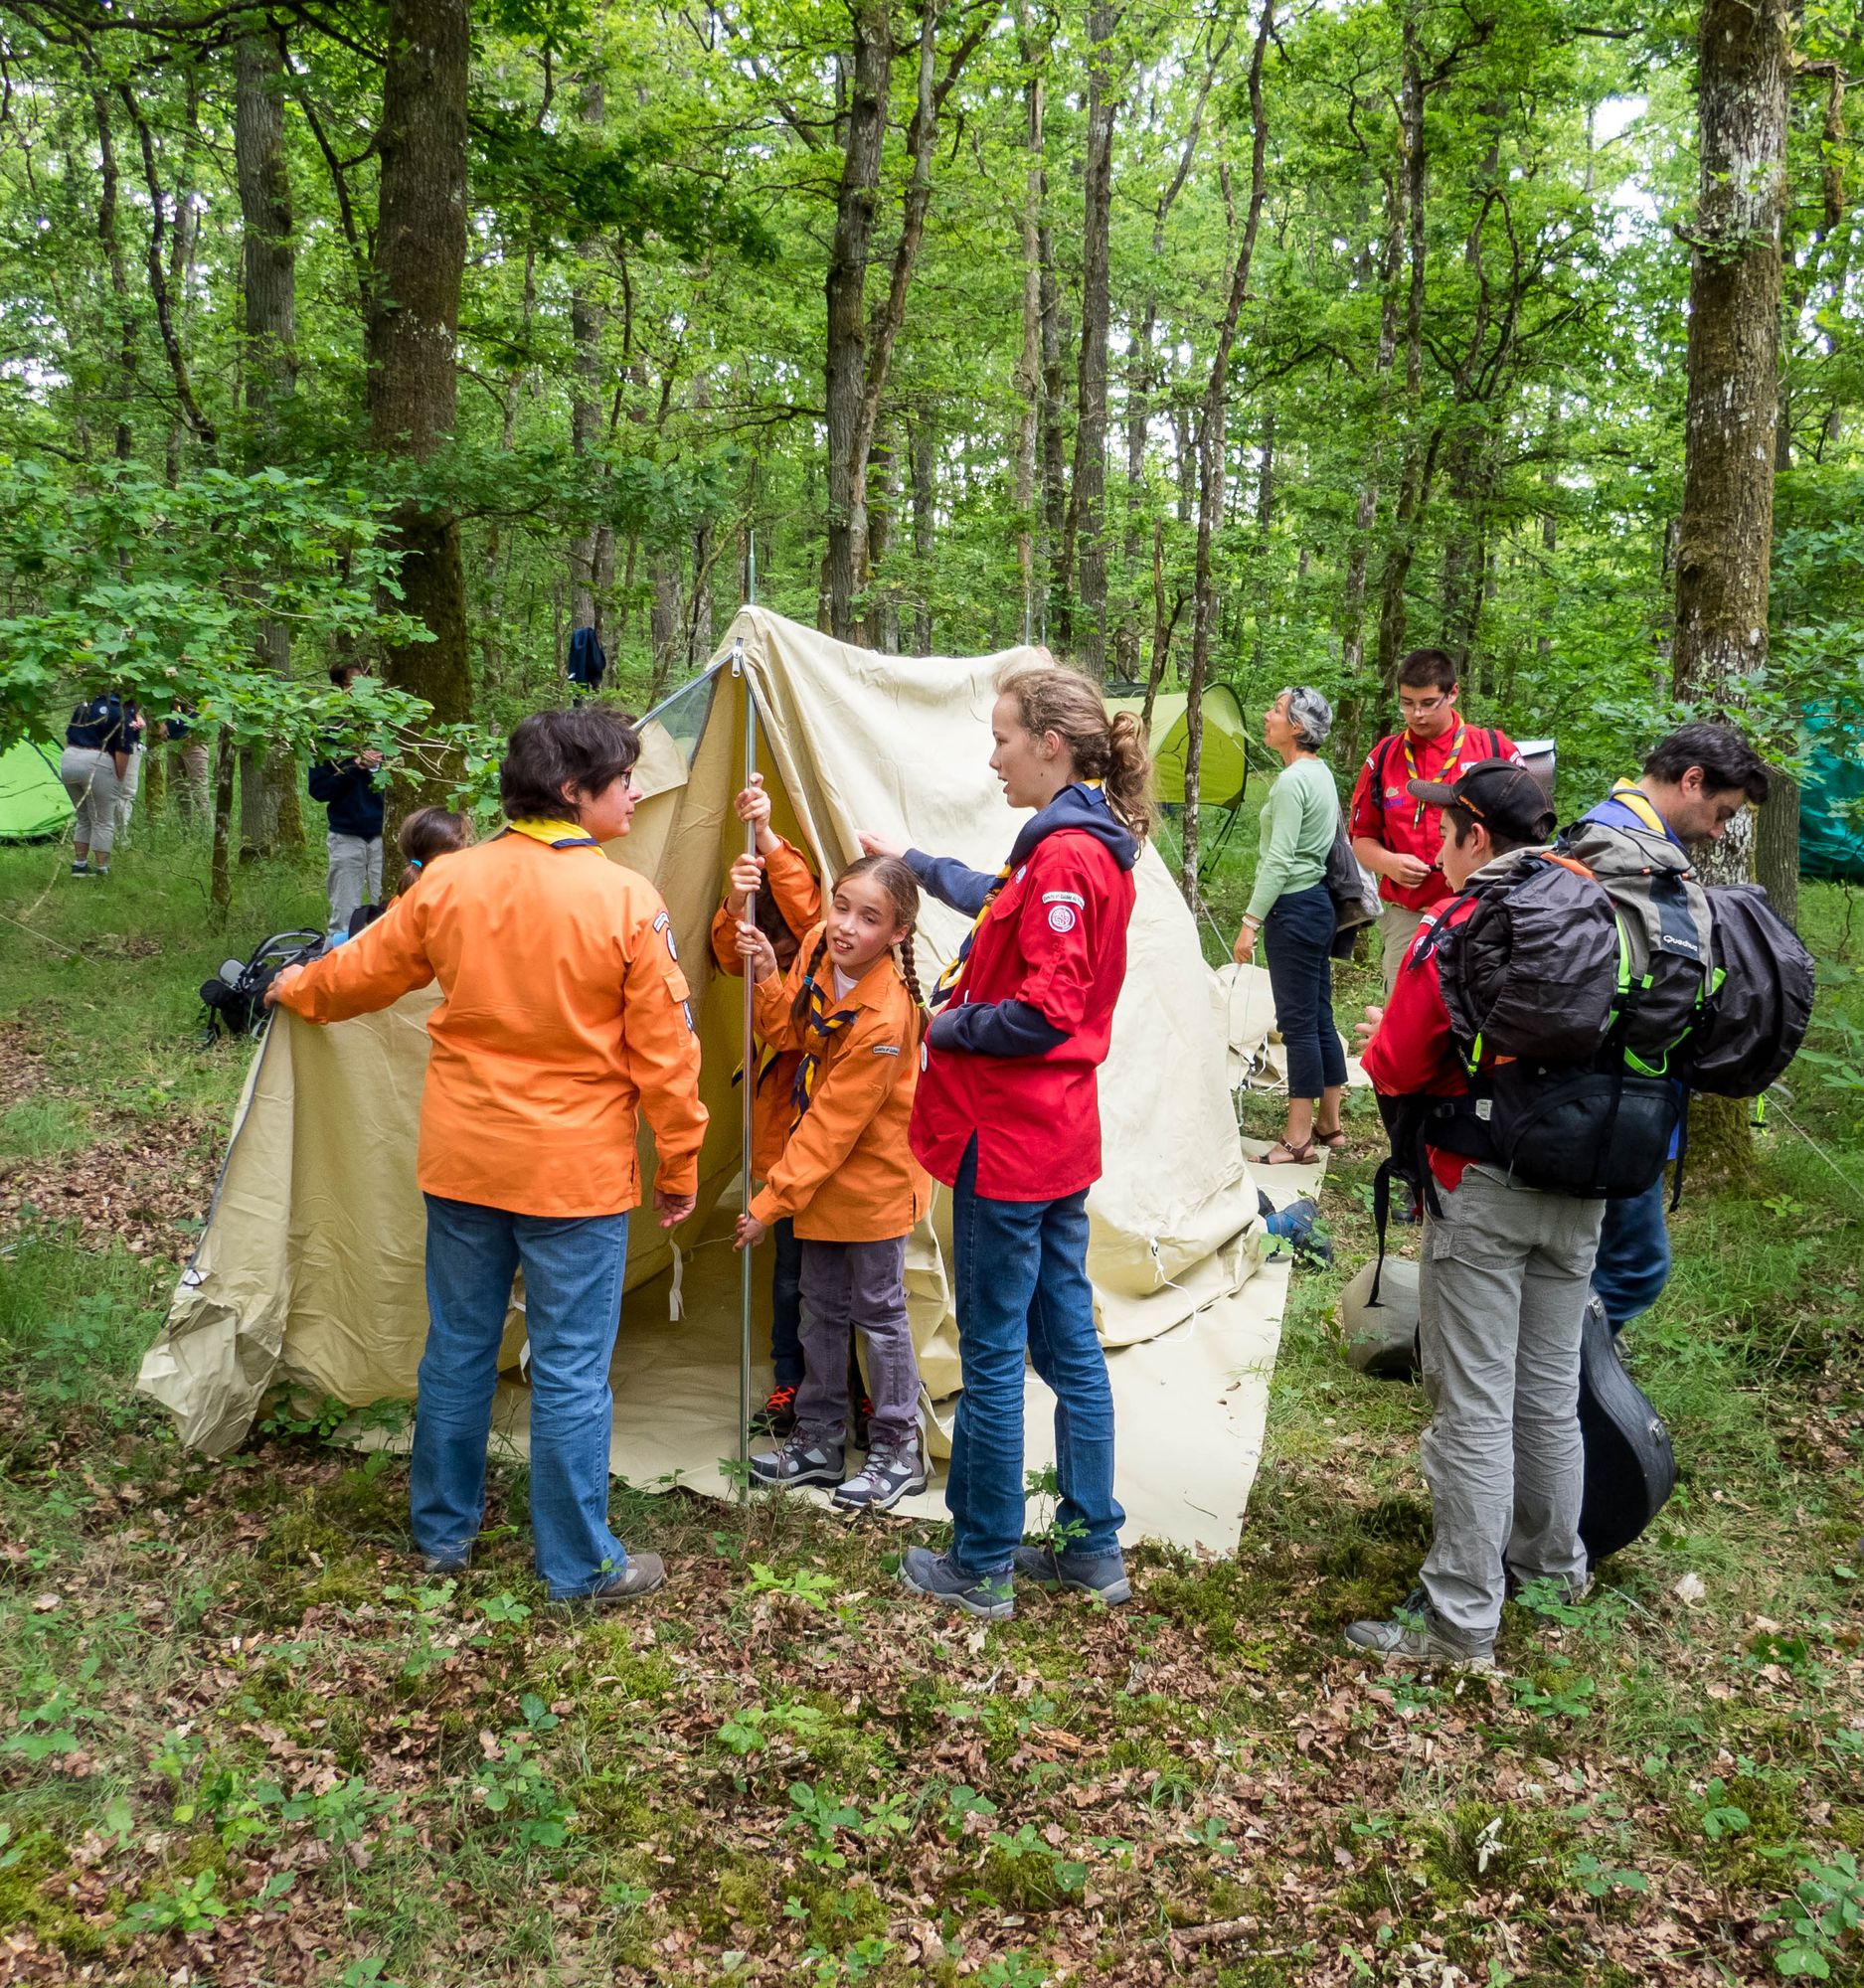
[1247,753,1340,922]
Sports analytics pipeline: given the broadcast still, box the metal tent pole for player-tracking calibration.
[731,637,756,1503]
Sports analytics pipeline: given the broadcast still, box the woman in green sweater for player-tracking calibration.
[1232,687,1347,1163]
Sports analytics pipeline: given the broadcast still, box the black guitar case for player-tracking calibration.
[1344,1280,1676,1566]
[1576,1293,1676,1565]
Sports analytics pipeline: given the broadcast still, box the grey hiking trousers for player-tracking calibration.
[1418,1162,1604,1641]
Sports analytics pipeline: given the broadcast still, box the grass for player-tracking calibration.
[2,812,1863,1984]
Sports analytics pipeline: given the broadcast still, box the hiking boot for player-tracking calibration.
[571,1552,666,1605]
[832,1439,927,1514]
[419,1548,472,1575]
[898,1545,1014,1621]
[1344,1587,1494,1669]
[751,1383,798,1437]
[1506,1568,1595,1606]
[1011,1543,1132,1605]
[749,1432,845,1491]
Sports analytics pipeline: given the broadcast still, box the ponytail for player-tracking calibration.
[996,658,1155,843]
[897,926,928,1039]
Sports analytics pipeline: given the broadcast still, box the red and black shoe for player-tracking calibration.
[751,1384,798,1438]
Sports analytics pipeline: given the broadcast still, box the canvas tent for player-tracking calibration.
[138,609,1287,1552]
[0,742,72,841]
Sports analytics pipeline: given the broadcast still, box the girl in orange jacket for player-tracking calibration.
[732,855,932,1512]
[707,775,822,1434]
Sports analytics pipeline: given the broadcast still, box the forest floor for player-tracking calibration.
[1,821,1862,1988]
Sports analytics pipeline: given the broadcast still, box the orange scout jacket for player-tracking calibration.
[274,830,707,1219]
[707,837,822,1180]
[747,924,930,1242]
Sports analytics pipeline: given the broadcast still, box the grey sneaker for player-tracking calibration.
[1344,1588,1494,1669]
[1012,1543,1132,1604]
[419,1548,471,1575]
[572,1551,666,1605]
[832,1440,927,1514]
[750,1432,845,1490]
[899,1545,1014,1621]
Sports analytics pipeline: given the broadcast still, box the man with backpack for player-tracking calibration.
[1568,725,1773,1332]
[1349,648,1525,995]
[1351,760,1601,1668]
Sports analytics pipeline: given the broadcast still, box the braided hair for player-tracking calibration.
[788,855,925,1032]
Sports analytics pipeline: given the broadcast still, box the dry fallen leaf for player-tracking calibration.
[31,1591,61,1612]
[1672,1572,1707,1606]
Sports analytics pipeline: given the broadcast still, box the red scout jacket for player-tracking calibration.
[1348,722,1521,913]
[907,783,1138,1203]
[1360,895,1481,1195]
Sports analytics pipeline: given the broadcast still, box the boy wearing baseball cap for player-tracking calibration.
[1351,759,1604,1668]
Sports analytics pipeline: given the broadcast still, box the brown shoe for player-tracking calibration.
[571,1552,666,1605]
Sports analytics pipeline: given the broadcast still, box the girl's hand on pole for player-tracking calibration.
[728,852,764,915]
[264,963,306,1008]
[654,1186,696,1229]
[735,773,779,854]
[858,829,906,861]
[734,1212,766,1251]
[736,920,778,982]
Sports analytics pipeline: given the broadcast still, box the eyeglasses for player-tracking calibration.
[1398,693,1449,716]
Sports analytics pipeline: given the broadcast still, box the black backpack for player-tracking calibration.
[1684,883,1815,1097]
[199,929,323,1043]
[1403,849,1681,1203]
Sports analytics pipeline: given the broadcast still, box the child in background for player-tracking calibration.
[398,806,475,892]
[709,775,821,1436]
[733,856,931,1513]
[340,807,474,939]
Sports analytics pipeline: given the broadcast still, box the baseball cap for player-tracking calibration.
[1407,757,1555,843]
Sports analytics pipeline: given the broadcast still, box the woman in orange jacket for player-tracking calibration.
[265,708,707,1606]
[708,775,820,1435]
[731,855,931,1512]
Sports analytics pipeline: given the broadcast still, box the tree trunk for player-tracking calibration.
[1372,13,1429,689]
[1670,0,1791,1181]
[569,80,605,644]
[367,0,473,787]
[90,88,134,462]
[1039,217,1071,639]
[911,418,935,652]
[237,26,298,860]
[1182,0,1273,910]
[1755,769,1800,927]
[210,727,237,916]
[823,5,893,641]
[1064,0,1121,680]
[1014,16,1044,644]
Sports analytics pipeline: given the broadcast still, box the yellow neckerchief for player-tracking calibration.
[505,815,597,849]
[1608,780,1671,838]
[1401,721,1470,827]
[931,778,1104,1008]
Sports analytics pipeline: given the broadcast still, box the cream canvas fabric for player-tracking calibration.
[138,607,1286,1552]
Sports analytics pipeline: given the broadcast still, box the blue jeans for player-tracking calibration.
[1265,883,1348,1101]
[770,1217,804,1388]
[1591,1176,1671,1333]
[945,1138,1124,1576]
[415,1194,632,1599]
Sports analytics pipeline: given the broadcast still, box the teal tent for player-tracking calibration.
[0,742,71,842]
[1800,708,1864,884]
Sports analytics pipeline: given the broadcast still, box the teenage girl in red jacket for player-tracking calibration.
[862,660,1152,1620]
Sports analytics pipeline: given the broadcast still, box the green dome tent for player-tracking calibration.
[1107,685,1252,808]
[0,742,72,842]
[1800,707,1864,884]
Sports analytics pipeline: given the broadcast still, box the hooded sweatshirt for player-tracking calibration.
[906,782,1140,1201]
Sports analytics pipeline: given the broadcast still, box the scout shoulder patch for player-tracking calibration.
[871,1044,902,1057]
[652,908,680,961]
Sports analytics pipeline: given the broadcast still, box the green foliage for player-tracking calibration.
[1764,1849,1864,1978]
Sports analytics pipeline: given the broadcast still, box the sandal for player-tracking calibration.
[1314,1128,1348,1151]
[1261,1139,1317,1165]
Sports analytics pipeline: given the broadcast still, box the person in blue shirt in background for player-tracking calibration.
[61,689,134,878]
[1582,725,1773,1330]
[308,663,386,930]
